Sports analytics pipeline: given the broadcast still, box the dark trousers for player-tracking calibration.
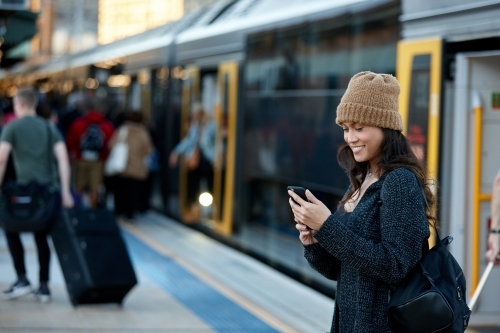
[4,229,51,283]
[137,171,155,213]
[187,153,214,205]
[114,176,140,219]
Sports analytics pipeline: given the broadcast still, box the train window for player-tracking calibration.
[239,6,400,291]
[243,10,399,194]
[407,55,431,163]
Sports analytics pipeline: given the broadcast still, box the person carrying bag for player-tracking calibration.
[0,122,61,232]
[0,87,74,303]
[289,72,433,332]
[104,126,129,176]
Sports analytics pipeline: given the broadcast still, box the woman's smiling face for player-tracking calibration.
[341,122,385,167]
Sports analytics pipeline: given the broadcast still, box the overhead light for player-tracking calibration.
[107,74,131,87]
[85,78,99,89]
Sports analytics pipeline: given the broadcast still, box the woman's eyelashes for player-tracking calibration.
[342,127,363,132]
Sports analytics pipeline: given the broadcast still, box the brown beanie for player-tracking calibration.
[336,71,403,131]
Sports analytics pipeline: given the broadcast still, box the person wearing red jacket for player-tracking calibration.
[66,99,114,208]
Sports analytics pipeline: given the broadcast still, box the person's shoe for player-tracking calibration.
[34,283,51,303]
[2,278,32,300]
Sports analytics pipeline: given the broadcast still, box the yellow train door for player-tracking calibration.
[211,61,239,236]
[179,66,200,222]
[397,38,443,249]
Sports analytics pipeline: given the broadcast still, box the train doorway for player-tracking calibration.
[178,66,201,223]
[397,37,443,249]
[212,61,239,236]
[177,62,239,236]
[451,51,500,325]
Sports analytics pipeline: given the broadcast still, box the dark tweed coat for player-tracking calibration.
[304,168,430,333]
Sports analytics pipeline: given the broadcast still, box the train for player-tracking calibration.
[1,0,499,325]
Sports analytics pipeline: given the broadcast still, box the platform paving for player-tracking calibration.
[1,211,498,333]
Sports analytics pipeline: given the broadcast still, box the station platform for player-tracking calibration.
[0,210,498,333]
[0,211,333,333]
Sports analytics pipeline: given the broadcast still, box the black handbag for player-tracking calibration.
[387,235,471,333]
[387,183,472,333]
[0,122,61,232]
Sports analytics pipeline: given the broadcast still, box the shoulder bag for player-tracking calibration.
[104,126,129,176]
[387,188,471,333]
[0,122,61,232]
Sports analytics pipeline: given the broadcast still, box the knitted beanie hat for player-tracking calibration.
[336,71,403,131]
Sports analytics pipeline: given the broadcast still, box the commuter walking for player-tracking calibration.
[0,87,74,302]
[59,93,85,137]
[486,169,500,263]
[109,111,153,220]
[66,99,114,208]
[288,72,432,333]
[169,102,216,222]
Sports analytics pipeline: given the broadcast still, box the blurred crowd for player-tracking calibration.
[0,92,157,222]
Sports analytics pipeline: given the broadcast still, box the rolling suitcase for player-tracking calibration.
[51,208,137,306]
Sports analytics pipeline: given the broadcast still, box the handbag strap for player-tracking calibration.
[45,121,53,177]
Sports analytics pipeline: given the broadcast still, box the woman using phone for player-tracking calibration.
[288,72,434,333]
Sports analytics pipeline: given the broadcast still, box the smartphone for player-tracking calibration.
[287,186,312,230]
[287,186,309,205]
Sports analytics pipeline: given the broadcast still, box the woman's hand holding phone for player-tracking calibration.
[288,187,332,233]
[287,186,312,231]
[288,187,318,245]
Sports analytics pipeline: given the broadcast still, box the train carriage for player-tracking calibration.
[0,0,403,298]
[171,0,400,294]
[398,0,500,325]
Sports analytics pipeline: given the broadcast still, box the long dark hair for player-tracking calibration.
[337,128,438,228]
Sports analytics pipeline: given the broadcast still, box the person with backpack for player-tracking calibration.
[288,72,432,333]
[66,99,114,208]
[486,169,500,264]
[0,87,74,302]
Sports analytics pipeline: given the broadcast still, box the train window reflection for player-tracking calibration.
[407,55,431,163]
[239,6,400,290]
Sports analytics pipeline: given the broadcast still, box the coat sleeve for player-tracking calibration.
[304,243,340,281]
[174,125,196,155]
[313,168,430,285]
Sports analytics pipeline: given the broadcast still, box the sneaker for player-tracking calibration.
[2,278,32,300]
[34,283,51,303]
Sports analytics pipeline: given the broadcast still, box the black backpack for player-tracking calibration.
[387,235,471,333]
[80,123,104,161]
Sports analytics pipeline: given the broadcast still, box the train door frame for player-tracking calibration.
[212,61,239,236]
[179,66,200,221]
[177,62,239,236]
[452,52,500,322]
[397,38,443,249]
